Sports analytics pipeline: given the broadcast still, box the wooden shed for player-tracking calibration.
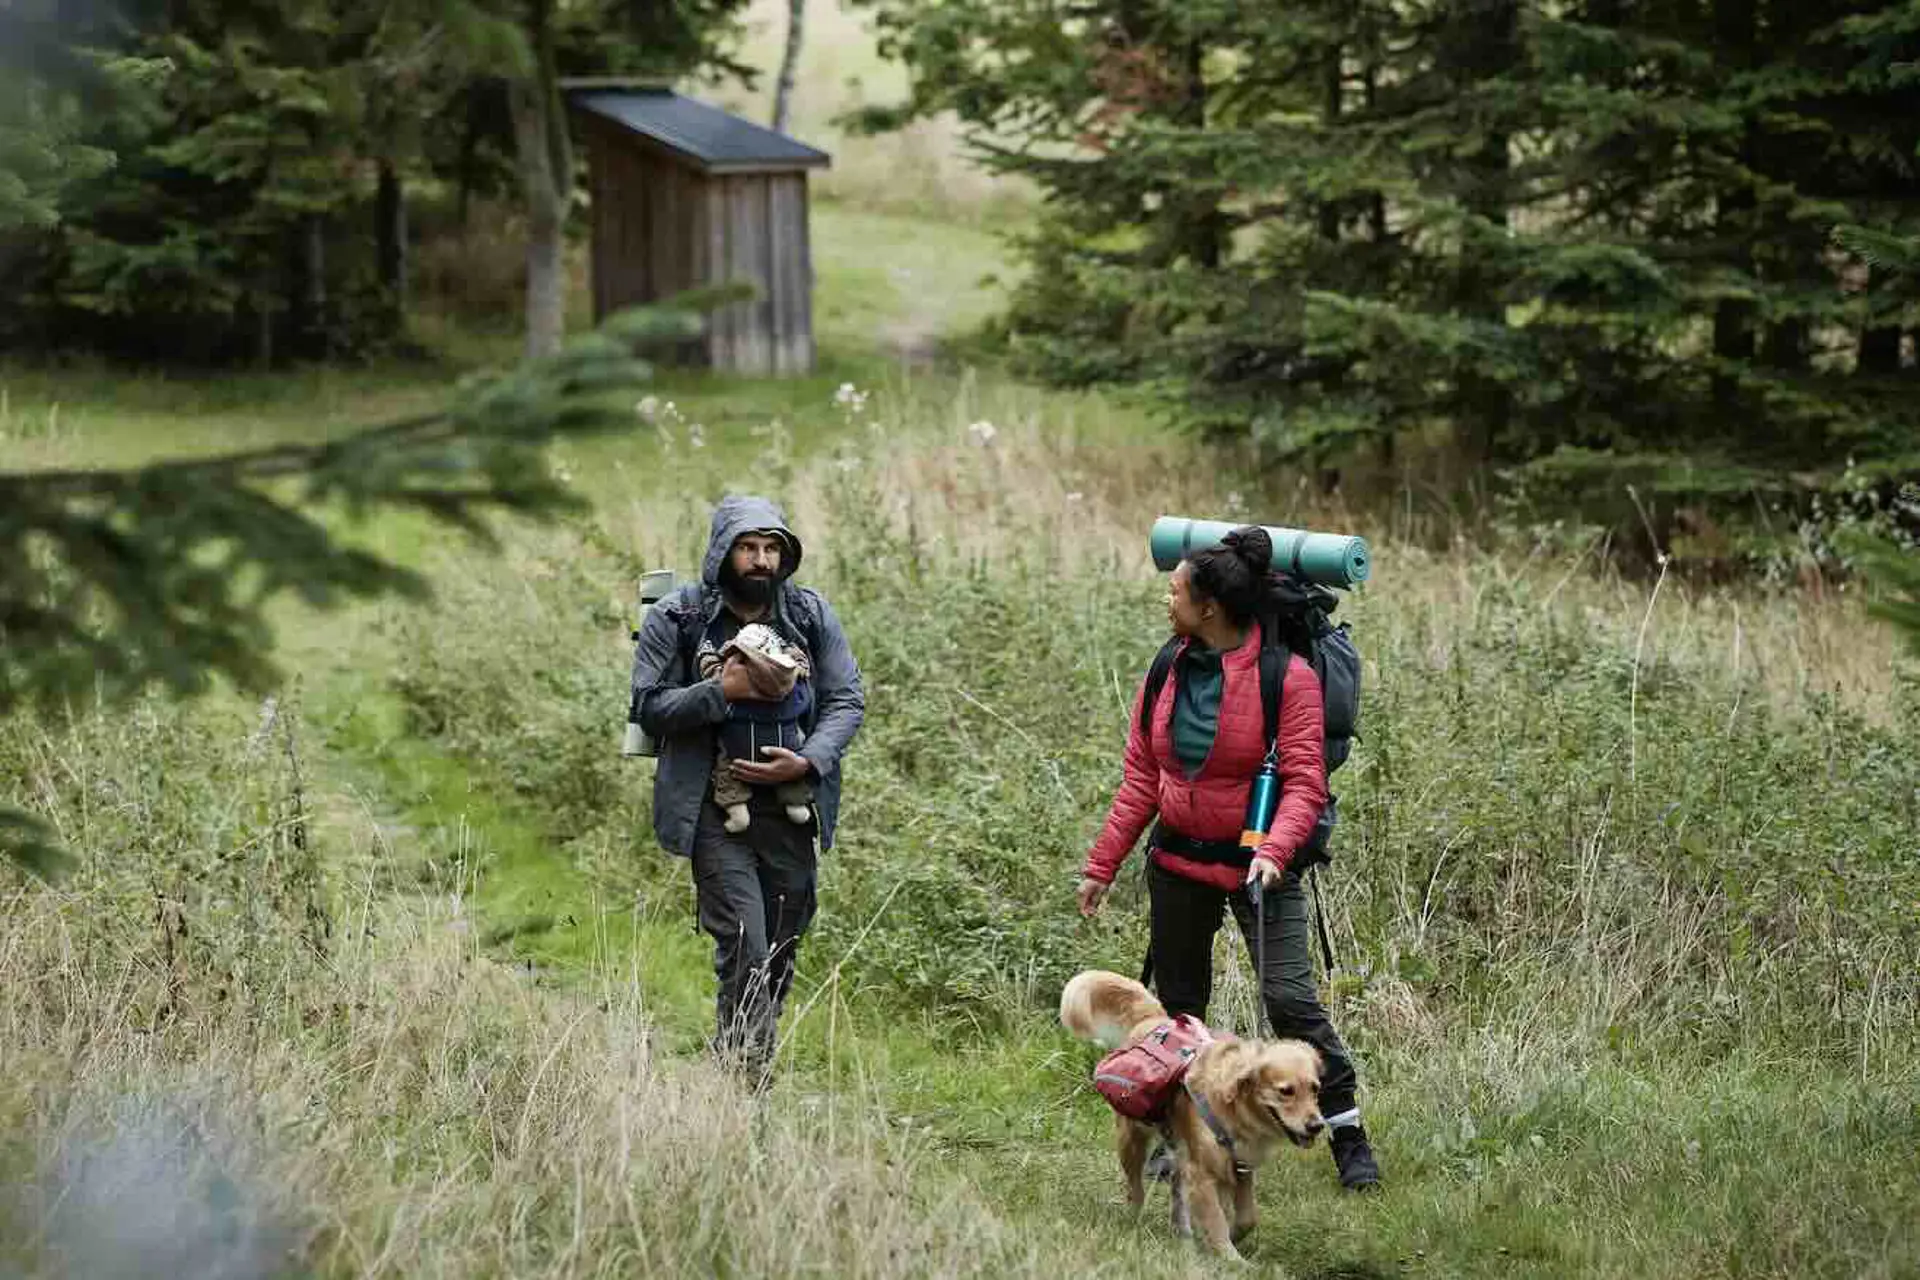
[569,87,831,376]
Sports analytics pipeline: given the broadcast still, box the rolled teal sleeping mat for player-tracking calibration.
[1149,515,1370,588]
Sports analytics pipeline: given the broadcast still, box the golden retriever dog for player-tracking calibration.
[1061,969,1324,1261]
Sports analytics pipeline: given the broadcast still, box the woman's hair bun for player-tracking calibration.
[1221,525,1272,573]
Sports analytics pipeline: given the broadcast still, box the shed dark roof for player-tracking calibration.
[569,89,831,174]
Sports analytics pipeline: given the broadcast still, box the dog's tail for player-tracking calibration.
[1059,969,1164,1051]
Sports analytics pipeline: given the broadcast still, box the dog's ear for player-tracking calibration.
[1227,1045,1263,1101]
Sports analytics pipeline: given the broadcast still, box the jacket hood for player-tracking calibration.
[702,495,803,587]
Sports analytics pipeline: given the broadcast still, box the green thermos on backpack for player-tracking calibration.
[1149,515,1370,588]
[621,569,680,758]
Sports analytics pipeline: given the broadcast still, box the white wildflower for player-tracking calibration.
[1065,491,1084,503]
[967,420,998,445]
[635,395,660,420]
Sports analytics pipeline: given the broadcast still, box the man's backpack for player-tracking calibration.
[1140,577,1360,865]
[1092,1016,1220,1122]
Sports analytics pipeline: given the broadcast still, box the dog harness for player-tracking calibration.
[1092,1017,1251,1178]
[1092,1016,1216,1121]
[1185,1080,1251,1179]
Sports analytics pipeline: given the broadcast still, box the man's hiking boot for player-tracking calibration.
[708,1035,774,1093]
[1329,1124,1381,1191]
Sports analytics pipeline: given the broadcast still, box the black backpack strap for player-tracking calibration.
[781,588,828,735]
[675,591,707,684]
[1145,632,1282,754]
[1257,640,1284,760]
[1139,637,1182,750]
[1308,864,1337,973]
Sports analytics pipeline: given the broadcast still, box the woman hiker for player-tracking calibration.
[1075,526,1381,1190]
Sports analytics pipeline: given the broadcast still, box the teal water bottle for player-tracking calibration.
[1240,754,1281,854]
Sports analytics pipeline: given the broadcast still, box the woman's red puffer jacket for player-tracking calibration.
[1083,623,1328,892]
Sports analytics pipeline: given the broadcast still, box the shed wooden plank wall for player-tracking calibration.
[586,122,816,376]
[725,177,765,374]
[588,120,705,312]
[769,175,814,375]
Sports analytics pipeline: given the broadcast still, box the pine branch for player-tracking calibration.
[0,303,704,878]
[1833,224,1920,275]
[1839,516,1920,661]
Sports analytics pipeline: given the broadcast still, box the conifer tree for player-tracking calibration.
[858,0,1920,548]
[0,0,754,360]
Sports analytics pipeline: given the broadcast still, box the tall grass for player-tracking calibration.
[397,370,1920,1056]
[0,696,1204,1279]
[3,369,1916,1276]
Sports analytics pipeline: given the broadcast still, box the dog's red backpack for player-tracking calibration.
[1092,1016,1218,1122]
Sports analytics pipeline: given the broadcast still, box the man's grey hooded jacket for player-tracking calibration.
[631,496,865,855]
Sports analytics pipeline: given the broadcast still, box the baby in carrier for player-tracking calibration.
[697,622,814,833]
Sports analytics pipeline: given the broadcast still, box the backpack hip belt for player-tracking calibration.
[1150,821,1254,868]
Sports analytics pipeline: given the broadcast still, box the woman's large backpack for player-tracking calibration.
[1140,577,1359,865]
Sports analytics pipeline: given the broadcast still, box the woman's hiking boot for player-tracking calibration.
[1329,1123,1381,1190]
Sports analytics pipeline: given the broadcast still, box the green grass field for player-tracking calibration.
[4,192,1917,1279]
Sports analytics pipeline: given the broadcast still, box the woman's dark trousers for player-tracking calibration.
[1146,856,1359,1120]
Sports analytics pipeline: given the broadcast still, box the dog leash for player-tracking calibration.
[1145,863,1337,1007]
[1248,866,1336,1034]
[1246,876,1269,1037]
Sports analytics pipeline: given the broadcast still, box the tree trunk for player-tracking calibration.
[1167,39,1225,268]
[1451,0,1517,464]
[1711,267,1755,410]
[513,97,568,359]
[1859,316,1902,376]
[1761,314,1806,372]
[287,217,327,359]
[1318,45,1342,243]
[1712,0,1757,415]
[508,0,572,359]
[254,294,274,368]
[457,84,483,230]
[1365,62,1386,242]
[375,159,408,324]
[772,0,806,134]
